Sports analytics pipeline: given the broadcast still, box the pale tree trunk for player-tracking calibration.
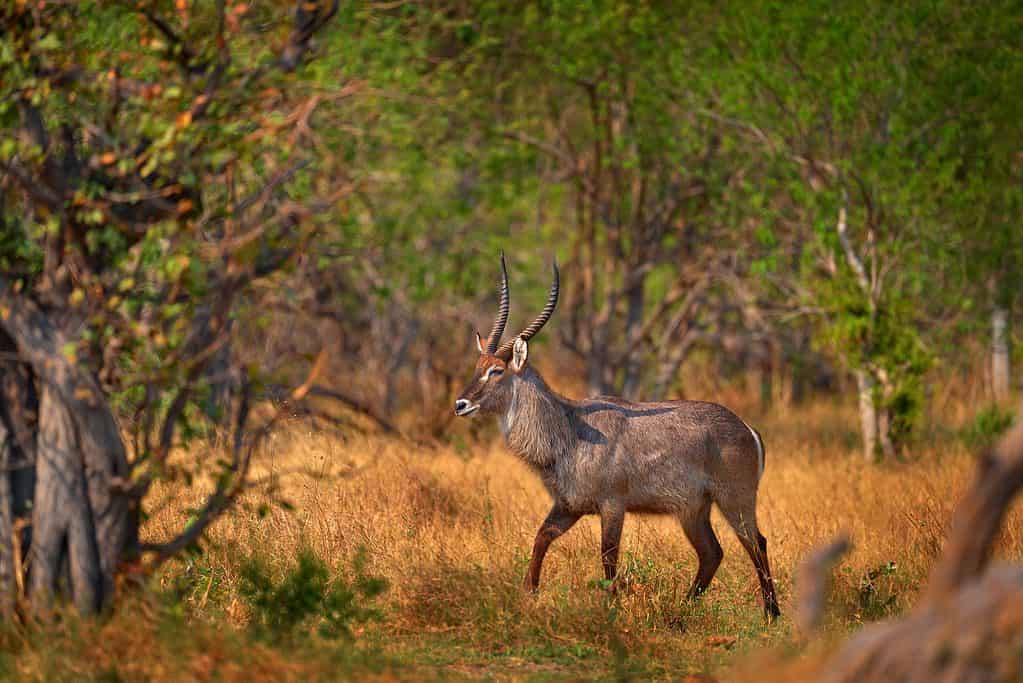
[877,405,897,461]
[855,369,878,462]
[992,305,1010,402]
[873,369,898,460]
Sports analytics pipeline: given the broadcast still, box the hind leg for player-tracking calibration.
[599,502,625,591]
[679,498,723,600]
[717,499,781,619]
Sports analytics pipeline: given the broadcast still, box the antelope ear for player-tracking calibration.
[510,337,528,373]
[475,330,485,354]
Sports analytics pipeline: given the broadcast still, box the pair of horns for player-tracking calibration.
[482,252,559,359]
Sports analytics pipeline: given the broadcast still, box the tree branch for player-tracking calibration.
[280,0,339,71]
[265,383,400,436]
[139,7,206,76]
[835,189,871,294]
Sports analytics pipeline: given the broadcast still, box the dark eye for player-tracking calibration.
[491,368,503,378]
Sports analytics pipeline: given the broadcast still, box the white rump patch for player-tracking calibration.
[741,420,765,481]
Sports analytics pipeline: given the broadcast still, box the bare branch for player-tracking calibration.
[835,188,871,294]
[234,160,311,216]
[796,535,851,633]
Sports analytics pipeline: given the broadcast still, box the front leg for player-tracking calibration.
[599,502,625,590]
[524,505,581,592]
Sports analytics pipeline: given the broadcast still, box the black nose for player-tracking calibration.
[454,399,469,413]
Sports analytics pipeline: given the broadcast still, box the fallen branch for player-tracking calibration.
[795,535,851,634]
[808,404,1023,682]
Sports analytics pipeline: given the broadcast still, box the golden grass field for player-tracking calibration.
[5,371,1022,681]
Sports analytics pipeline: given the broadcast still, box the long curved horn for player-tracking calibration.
[496,259,559,359]
[484,252,510,354]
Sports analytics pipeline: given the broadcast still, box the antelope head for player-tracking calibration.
[454,254,559,417]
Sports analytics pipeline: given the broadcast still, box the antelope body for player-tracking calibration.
[455,256,780,619]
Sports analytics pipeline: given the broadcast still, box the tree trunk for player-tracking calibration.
[782,333,809,407]
[0,420,16,618]
[992,305,1010,402]
[650,331,698,401]
[205,341,238,423]
[620,282,645,399]
[0,284,136,614]
[0,330,37,618]
[855,369,879,462]
[587,318,613,396]
[384,319,418,417]
[30,385,102,614]
[877,405,896,461]
[752,340,775,414]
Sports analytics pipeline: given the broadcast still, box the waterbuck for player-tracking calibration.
[454,255,781,619]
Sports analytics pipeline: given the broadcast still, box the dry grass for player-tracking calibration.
[7,384,1022,681]
[128,398,1023,680]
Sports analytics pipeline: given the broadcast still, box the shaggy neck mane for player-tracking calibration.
[501,367,573,469]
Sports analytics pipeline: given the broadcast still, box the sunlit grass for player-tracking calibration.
[139,399,1022,680]
[8,388,1022,681]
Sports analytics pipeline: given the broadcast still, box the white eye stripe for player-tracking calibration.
[482,366,504,382]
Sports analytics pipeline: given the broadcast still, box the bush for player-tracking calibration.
[238,548,387,645]
[960,404,1016,452]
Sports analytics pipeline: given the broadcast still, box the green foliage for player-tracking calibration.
[238,548,388,645]
[960,405,1017,453]
[3,0,1020,450]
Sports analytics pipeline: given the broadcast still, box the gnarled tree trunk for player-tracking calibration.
[30,386,103,613]
[0,284,136,616]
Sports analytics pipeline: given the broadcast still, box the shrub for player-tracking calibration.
[960,404,1016,452]
[238,548,387,645]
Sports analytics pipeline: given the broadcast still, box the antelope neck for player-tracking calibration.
[501,368,572,469]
